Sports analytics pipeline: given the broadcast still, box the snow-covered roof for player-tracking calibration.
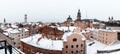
[80,32,86,40]
[62,32,72,41]
[81,30,90,33]
[86,40,106,54]
[4,28,13,32]
[9,29,19,33]
[21,34,63,51]
[87,40,120,54]
[100,41,120,50]
[23,28,29,31]
[3,32,9,36]
[11,24,18,28]
[93,22,99,24]
[99,29,120,32]
[4,28,19,34]
[19,28,29,31]
[57,26,76,31]
[20,27,85,51]
[87,28,120,32]
[18,28,22,30]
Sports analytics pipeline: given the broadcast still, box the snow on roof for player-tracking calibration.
[81,30,90,33]
[62,32,72,41]
[21,34,63,51]
[99,29,120,32]
[4,28,19,34]
[19,28,29,31]
[108,51,120,54]
[39,24,42,27]
[11,24,18,28]
[24,28,29,31]
[57,26,76,31]
[4,28,13,32]
[9,29,19,33]
[37,38,63,50]
[3,32,9,36]
[86,40,107,54]
[87,28,120,32]
[100,41,120,50]
[93,22,99,24]
[86,40,120,54]
[18,28,22,30]
[80,32,86,40]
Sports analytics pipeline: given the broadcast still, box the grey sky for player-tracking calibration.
[0,0,120,23]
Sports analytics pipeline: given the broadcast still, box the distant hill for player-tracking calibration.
[81,19,102,22]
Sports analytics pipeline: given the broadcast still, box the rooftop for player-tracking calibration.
[21,34,63,51]
[86,40,120,54]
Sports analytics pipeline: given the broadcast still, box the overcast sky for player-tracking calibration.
[0,0,120,23]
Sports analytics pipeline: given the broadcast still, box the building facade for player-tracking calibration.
[62,33,86,54]
[91,29,120,45]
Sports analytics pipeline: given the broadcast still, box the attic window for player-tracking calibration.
[73,38,77,42]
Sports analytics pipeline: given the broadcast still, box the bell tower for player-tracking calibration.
[24,14,27,23]
[77,9,81,21]
[4,18,6,24]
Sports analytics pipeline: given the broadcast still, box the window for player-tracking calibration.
[66,51,68,53]
[18,47,20,49]
[71,45,74,48]
[81,44,83,47]
[80,50,83,52]
[18,35,20,37]
[66,45,68,48]
[22,31,23,33]
[71,51,73,54]
[14,42,16,45]
[31,49,35,53]
[76,50,78,53]
[76,45,79,48]
[73,38,77,42]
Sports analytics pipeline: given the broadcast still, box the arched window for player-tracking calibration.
[73,38,77,42]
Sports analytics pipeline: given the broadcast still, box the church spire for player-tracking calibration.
[4,18,6,24]
[77,9,81,21]
[24,14,27,23]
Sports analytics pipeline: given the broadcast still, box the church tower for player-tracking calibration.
[67,15,72,22]
[4,18,6,24]
[77,9,81,21]
[24,14,27,23]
